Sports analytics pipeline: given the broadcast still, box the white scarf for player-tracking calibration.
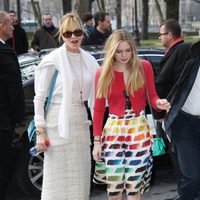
[35,44,99,138]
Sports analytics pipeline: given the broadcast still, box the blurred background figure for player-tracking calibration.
[31,13,60,52]
[6,10,28,55]
[82,12,93,34]
[82,11,112,46]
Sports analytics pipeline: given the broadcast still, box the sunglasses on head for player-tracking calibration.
[63,29,83,38]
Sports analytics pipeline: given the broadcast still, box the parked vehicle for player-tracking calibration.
[12,47,169,198]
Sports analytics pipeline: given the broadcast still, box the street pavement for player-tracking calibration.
[8,169,178,200]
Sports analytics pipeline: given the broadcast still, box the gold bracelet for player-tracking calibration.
[94,136,101,140]
[36,127,45,135]
[93,141,101,144]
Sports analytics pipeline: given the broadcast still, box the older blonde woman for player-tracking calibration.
[92,29,170,200]
[34,13,99,200]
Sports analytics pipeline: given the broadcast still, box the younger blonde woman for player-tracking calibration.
[92,29,170,200]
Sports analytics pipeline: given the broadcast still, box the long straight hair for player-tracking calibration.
[96,29,144,98]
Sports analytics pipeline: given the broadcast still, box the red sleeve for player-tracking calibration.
[141,60,160,110]
[93,68,106,136]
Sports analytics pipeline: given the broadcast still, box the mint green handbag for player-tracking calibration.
[152,137,166,156]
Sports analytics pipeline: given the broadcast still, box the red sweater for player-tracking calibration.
[93,60,160,136]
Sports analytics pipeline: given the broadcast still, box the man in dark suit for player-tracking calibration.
[164,41,200,200]
[154,18,200,200]
[0,11,25,200]
[155,19,191,120]
[154,19,191,200]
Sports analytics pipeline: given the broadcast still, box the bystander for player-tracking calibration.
[82,11,111,46]
[31,13,60,51]
[82,12,94,34]
[0,11,25,200]
[155,19,200,200]
[6,10,28,55]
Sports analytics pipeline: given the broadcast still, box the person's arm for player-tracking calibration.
[143,61,170,113]
[34,59,55,151]
[93,69,106,136]
[92,68,106,162]
[142,60,159,109]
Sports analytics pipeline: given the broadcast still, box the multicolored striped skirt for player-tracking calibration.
[93,109,153,196]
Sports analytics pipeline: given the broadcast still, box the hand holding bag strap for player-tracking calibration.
[140,63,166,156]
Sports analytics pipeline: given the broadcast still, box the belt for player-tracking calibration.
[180,110,200,120]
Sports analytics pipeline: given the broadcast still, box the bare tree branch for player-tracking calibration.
[100,0,105,11]
[30,0,42,28]
[155,0,165,24]
[115,0,121,29]
[3,0,10,11]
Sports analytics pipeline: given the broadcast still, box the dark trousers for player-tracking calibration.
[171,111,200,200]
[0,126,14,200]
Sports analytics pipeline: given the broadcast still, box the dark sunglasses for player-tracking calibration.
[158,32,169,37]
[63,29,83,38]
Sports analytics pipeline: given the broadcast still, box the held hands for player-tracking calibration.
[36,128,50,152]
[156,99,171,113]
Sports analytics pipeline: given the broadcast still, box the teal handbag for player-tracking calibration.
[27,70,58,143]
[152,137,166,156]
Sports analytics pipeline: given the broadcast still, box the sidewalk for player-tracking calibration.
[90,169,177,200]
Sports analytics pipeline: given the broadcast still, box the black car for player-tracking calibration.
[12,47,169,198]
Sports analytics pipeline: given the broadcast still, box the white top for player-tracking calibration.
[182,65,200,115]
[67,50,93,101]
[34,44,99,138]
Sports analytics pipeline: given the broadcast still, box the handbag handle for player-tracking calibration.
[44,69,58,111]
[140,63,157,130]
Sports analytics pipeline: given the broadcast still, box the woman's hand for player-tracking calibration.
[156,99,171,113]
[92,143,102,162]
[36,128,50,152]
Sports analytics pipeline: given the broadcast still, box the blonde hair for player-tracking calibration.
[96,29,144,98]
[58,12,85,42]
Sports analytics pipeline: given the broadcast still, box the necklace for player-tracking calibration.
[67,52,84,104]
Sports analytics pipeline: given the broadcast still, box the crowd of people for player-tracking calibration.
[0,8,200,200]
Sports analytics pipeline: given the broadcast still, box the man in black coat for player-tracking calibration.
[155,19,191,120]
[154,19,200,200]
[164,40,200,200]
[0,11,25,200]
[154,19,191,200]
[6,10,28,55]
